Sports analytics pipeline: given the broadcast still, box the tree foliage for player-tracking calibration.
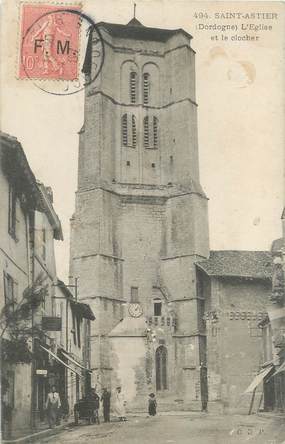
[0,274,48,364]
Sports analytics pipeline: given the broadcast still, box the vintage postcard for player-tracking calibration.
[0,0,284,443]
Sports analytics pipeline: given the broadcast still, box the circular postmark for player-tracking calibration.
[19,6,104,95]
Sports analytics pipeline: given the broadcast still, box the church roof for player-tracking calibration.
[96,21,192,42]
[196,250,272,280]
[109,316,147,337]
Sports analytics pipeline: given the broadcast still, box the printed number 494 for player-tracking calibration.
[194,12,209,19]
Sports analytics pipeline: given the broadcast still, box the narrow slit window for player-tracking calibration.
[154,299,162,316]
[144,116,149,148]
[132,115,137,148]
[130,72,137,104]
[131,287,139,303]
[122,114,128,146]
[143,73,150,105]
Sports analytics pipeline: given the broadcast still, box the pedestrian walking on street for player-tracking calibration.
[148,393,157,416]
[90,387,100,424]
[113,386,127,421]
[45,386,61,429]
[101,387,111,422]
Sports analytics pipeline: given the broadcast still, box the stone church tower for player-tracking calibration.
[70,17,209,410]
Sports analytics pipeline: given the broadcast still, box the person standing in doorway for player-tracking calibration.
[101,388,111,422]
[45,386,61,428]
[90,387,100,424]
[148,393,157,416]
[113,387,127,421]
[200,362,208,413]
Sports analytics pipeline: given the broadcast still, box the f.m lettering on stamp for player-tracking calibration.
[19,3,81,80]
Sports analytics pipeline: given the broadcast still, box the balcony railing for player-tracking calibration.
[146,316,176,328]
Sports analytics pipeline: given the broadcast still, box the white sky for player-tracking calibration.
[1,0,284,281]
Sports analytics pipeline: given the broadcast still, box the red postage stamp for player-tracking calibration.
[19,4,81,80]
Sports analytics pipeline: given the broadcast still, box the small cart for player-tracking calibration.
[74,398,98,425]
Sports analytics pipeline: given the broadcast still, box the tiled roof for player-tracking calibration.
[271,238,284,254]
[97,21,192,42]
[57,279,95,321]
[196,251,272,280]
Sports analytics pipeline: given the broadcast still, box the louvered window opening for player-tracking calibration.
[153,117,158,148]
[143,73,150,105]
[132,115,137,148]
[130,72,137,104]
[122,114,128,146]
[144,116,149,148]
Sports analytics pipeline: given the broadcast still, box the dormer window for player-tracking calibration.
[143,73,150,105]
[130,71,137,103]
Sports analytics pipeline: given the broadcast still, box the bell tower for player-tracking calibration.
[70,17,209,409]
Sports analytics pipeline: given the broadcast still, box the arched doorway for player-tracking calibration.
[155,346,167,391]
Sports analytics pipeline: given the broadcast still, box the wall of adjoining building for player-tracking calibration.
[203,276,271,413]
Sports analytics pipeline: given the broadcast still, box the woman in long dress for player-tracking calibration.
[113,387,127,421]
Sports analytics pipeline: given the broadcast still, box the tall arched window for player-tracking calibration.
[144,116,158,149]
[153,117,158,148]
[143,73,150,105]
[156,346,168,391]
[122,114,128,146]
[122,114,137,148]
[130,72,137,104]
[132,115,137,148]
[143,116,149,148]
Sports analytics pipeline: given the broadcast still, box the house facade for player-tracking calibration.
[0,133,95,439]
[196,251,272,413]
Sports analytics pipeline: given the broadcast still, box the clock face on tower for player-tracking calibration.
[128,303,143,318]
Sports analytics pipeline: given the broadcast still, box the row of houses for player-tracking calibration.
[0,132,95,439]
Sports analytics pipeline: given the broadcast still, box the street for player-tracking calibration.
[40,413,285,444]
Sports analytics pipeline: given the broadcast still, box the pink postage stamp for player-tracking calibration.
[19,4,81,80]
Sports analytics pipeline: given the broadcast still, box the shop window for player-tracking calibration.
[156,346,168,391]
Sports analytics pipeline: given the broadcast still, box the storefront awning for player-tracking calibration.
[243,366,274,394]
[269,361,285,378]
[40,345,82,378]
[61,349,92,373]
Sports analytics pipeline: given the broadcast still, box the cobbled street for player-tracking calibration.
[40,413,285,444]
